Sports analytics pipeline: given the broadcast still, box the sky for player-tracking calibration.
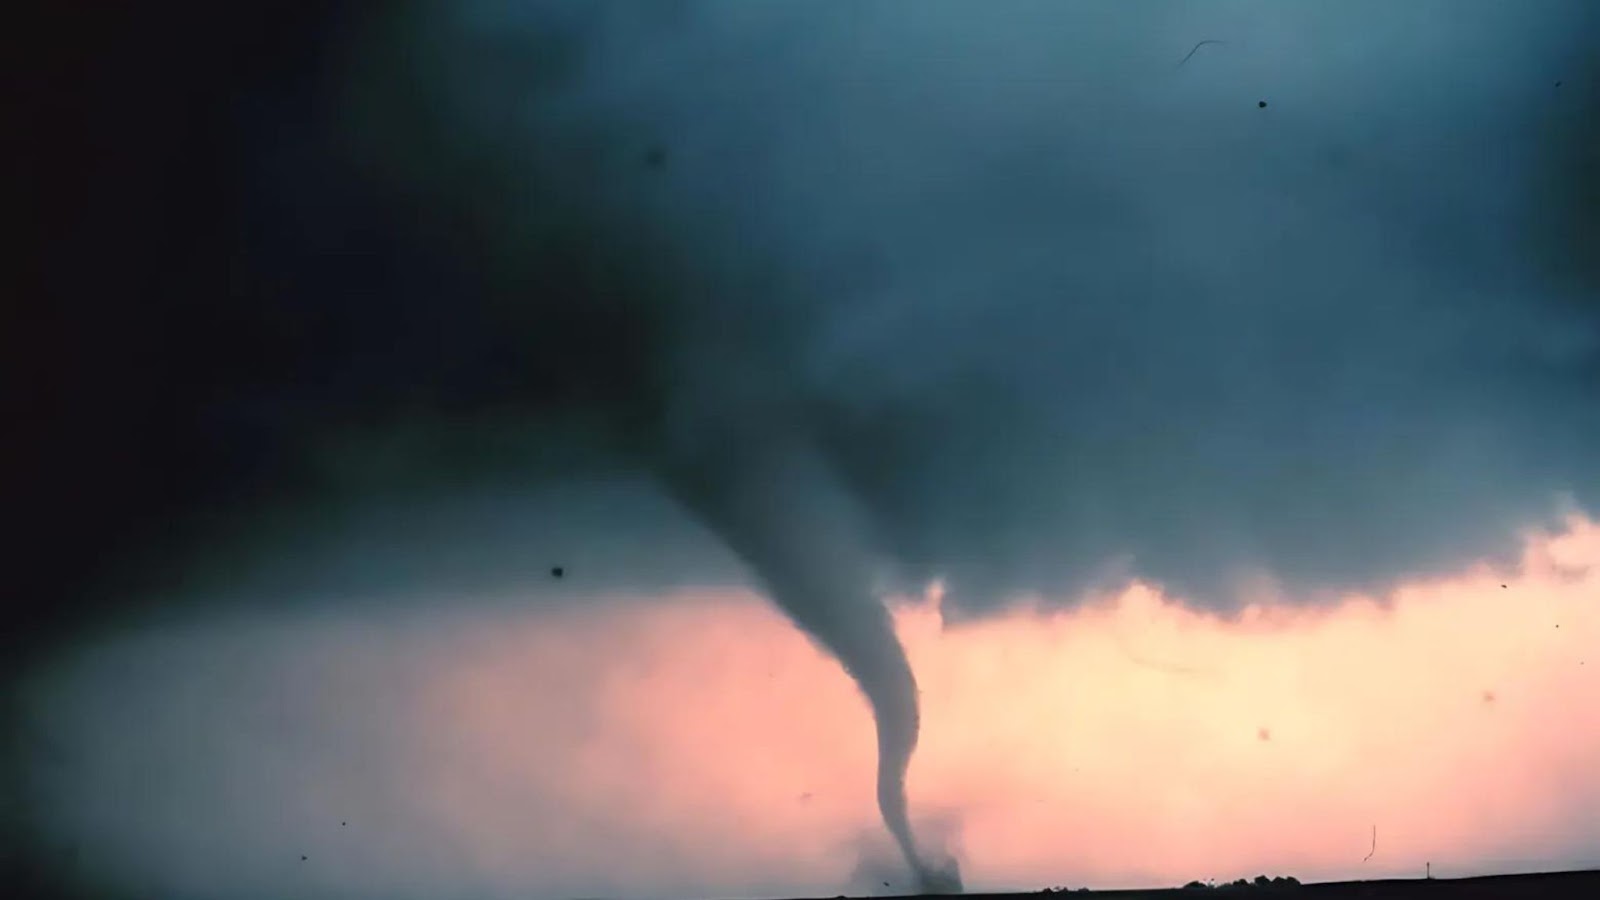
[15,515,1600,899]
[7,1,1600,897]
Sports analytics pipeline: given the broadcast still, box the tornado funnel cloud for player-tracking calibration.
[656,435,960,893]
[776,572,934,889]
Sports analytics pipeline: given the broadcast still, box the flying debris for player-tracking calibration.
[1176,39,1226,69]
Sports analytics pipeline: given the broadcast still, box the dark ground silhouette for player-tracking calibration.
[831,869,1600,900]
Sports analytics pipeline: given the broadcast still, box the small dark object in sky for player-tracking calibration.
[341,821,346,826]
[1502,584,1507,588]
[645,146,667,168]
[883,881,891,887]
[1257,727,1271,742]
[1555,80,1563,88]
[1258,100,1268,108]
[551,566,564,579]
[300,855,307,861]
[1482,690,1496,704]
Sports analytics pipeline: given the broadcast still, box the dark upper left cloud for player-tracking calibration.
[4,1,682,668]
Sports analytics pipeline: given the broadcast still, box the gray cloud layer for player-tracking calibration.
[314,0,1600,613]
[14,0,1596,639]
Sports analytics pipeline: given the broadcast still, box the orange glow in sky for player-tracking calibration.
[419,515,1599,895]
[25,517,1600,900]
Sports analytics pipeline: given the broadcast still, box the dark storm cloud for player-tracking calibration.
[11,0,1598,654]
[307,0,1600,614]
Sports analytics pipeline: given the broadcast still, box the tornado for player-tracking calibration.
[655,413,961,894]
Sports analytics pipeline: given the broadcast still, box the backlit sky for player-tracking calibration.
[18,515,1598,899]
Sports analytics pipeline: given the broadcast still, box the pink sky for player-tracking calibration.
[24,516,1600,900]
